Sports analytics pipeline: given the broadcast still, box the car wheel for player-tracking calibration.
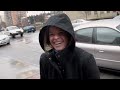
[12,35,15,38]
[21,33,23,37]
[7,41,10,45]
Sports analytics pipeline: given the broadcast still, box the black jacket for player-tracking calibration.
[39,13,100,79]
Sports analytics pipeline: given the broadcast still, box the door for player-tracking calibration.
[75,27,95,55]
[94,27,120,70]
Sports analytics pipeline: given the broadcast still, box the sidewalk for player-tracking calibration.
[0,57,40,79]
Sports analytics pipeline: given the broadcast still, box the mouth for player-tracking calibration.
[54,42,62,47]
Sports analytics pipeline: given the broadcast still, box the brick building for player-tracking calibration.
[4,11,27,27]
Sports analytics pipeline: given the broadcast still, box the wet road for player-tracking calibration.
[100,69,120,79]
[0,31,44,66]
[0,31,43,79]
[0,30,120,79]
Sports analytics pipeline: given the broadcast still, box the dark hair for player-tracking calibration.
[45,26,51,45]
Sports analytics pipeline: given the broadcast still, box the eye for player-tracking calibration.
[49,33,54,36]
[59,31,65,36]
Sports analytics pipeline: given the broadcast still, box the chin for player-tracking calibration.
[55,47,65,51]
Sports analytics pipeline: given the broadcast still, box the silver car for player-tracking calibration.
[74,19,120,71]
[0,32,10,46]
[6,26,24,38]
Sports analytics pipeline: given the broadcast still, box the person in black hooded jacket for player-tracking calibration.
[39,13,100,79]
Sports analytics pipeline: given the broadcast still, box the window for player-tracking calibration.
[96,27,120,46]
[75,28,93,43]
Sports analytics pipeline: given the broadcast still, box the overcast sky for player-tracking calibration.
[0,11,50,16]
[0,11,4,15]
[0,11,50,21]
[27,11,50,16]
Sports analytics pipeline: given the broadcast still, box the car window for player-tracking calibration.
[75,28,93,43]
[96,27,120,46]
[7,26,19,30]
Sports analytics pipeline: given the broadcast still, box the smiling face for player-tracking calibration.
[49,26,69,51]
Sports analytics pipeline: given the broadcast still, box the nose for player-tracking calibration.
[54,35,59,39]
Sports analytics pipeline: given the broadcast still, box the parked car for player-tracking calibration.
[0,32,10,46]
[23,25,36,33]
[113,15,120,20]
[74,19,120,71]
[72,19,90,23]
[72,19,91,28]
[5,26,24,38]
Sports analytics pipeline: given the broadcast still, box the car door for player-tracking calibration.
[75,27,95,56]
[94,27,120,70]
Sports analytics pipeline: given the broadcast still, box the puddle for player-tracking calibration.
[19,38,32,44]
[0,57,39,79]
[10,60,29,69]
[16,69,40,79]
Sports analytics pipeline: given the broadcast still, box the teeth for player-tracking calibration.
[55,42,61,45]
[55,43,61,46]
[55,44,60,45]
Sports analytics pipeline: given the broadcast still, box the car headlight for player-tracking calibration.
[2,38,6,40]
[20,29,24,32]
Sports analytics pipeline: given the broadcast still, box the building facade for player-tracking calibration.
[11,11,19,26]
[63,11,117,21]
[50,11,63,16]
[4,11,27,27]
[4,11,13,26]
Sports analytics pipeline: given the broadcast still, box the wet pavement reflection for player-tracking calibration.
[0,31,42,79]
[19,38,32,44]
[0,57,40,79]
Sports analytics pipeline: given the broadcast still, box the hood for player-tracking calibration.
[0,35,8,40]
[8,29,21,33]
[39,13,75,51]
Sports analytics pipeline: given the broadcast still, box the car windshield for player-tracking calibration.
[72,19,86,23]
[7,26,19,30]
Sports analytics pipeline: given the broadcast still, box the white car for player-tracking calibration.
[72,19,91,28]
[113,15,120,20]
[0,32,10,46]
[6,26,24,38]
